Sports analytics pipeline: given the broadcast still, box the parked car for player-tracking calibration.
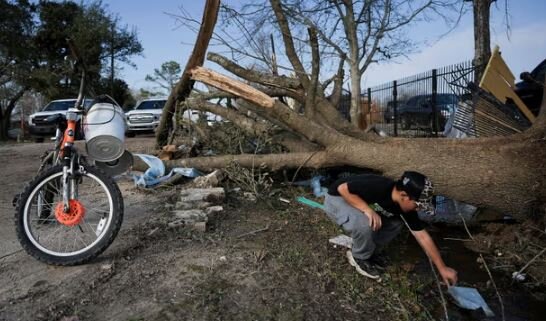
[397,93,458,130]
[124,98,167,136]
[515,59,545,116]
[28,98,93,141]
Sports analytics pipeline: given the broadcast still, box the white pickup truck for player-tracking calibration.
[124,98,167,136]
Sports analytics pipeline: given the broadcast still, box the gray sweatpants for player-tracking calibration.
[324,194,403,260]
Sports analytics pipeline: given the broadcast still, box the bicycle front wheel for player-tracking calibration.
[15,164,123,265]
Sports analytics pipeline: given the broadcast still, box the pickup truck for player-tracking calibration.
[124,98,167,136]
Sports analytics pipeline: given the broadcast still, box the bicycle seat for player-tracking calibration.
[43,113,66,125]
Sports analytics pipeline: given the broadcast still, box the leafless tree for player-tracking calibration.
[184,0,460,128]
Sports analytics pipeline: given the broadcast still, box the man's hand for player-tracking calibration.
[365,210,382,231]
[412,230,458,287]
[439,266,458,286]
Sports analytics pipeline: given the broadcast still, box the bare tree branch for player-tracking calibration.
[270,0,310,88]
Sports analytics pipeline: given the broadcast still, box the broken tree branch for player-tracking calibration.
[207,52,301,89]
[191,67,275,108]
[155,0,220,147]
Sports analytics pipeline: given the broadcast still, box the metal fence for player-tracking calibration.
[363,60,475,137]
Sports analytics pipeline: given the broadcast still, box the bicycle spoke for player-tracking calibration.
[82,217,98,235]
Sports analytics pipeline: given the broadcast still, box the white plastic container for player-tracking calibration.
[84,103,126,162]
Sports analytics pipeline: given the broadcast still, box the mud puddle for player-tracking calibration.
[392,225,546,321]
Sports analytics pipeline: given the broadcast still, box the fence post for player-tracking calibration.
[366,87,372,128]
[431,69,438,137]
[393,80,398,137]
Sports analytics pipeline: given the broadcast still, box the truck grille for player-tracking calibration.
[32,115,51,125]
[128,114,154,123]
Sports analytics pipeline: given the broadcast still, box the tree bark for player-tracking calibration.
[158,130,545,219]
[155,0,220,148]
[472,0,493,82]
[0,87,27,140]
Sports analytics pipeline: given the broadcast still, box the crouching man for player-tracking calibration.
[324,171,457,285]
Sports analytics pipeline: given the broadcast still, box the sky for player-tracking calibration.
[101,0,546,92]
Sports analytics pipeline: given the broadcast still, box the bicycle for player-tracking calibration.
[14,40,125,265]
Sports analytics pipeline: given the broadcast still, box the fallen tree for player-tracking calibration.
[156,65,545,220]
[150,1,545,220]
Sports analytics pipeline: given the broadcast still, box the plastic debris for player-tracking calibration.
[296,196,325,210]
[512,271,526,282]
[132,153,202,188]
[293,175,328,197]
[447,286,495,317]
[328,234,353,249]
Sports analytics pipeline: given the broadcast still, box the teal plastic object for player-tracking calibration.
[296,196,325,210]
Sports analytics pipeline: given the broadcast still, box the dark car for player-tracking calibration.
[515,59,545,116]
[397,94,458,131]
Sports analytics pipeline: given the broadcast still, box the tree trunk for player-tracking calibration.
[473,0,492,82]
[0,87,27,140]
[160,130,545,220]
[155,0,220,148]
[349,66,363,128]
[0,115,10,140]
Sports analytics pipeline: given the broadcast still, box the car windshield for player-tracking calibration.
[42,99,94,111]
[135,100,166,110]
[43,100,76,111]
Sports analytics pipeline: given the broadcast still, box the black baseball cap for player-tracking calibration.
[399,171,435,215]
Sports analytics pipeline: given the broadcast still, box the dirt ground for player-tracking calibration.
[1,137,545,321]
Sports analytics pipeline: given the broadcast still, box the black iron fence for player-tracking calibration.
[363,60,475,137]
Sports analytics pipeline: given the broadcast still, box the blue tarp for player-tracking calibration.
[133,154,202,188]
[448,286,495,317]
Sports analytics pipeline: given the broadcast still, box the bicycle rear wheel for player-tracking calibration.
[15,164,123,265]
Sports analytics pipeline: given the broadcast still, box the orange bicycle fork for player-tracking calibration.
[59,113,81,215]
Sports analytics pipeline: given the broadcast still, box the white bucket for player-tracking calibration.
[84,103,126,162]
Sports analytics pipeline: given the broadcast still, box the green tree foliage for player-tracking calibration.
[94,77,134,111]
[0,0,35,139]
[0,0,142,139]
[145,60,181,94]
[34,0,143,100]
